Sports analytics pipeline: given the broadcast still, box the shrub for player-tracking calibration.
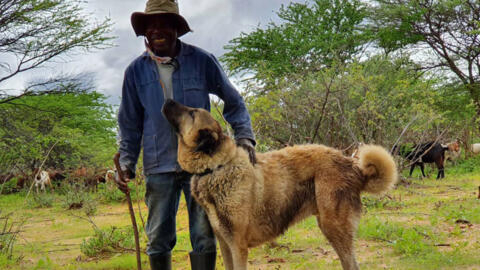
[448,155,480,174]
[0,178,18,195]
[80,226,135,257]
[82,199,98,216]
[61,184,94,210]
[29,192,55,208]
[0,212,25,265]
[97,181,125,203]
[97,179,145,203]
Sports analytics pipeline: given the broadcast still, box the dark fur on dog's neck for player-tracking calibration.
[178,131,238,174]
[194,129,223,156]
[194,165,224,177]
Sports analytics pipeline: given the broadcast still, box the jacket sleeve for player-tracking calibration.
[118,66,144,176]
[207,54,256,144]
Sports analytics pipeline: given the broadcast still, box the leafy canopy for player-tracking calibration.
[0,80,117,172]
[221,0,371,84]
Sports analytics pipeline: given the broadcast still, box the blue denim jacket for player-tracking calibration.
[118,41,255,176]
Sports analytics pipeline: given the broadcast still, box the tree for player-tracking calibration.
[0,78,117,174]
[370,0,480,122]
[247,56,450,149]
[221,0,371,87]
[0,0,113,102]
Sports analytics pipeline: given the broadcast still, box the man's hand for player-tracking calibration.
[115,168,134,194]
[237,138,257,165]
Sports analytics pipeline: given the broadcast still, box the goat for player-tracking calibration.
[471,143,480,155]
[34,170,52,192]
[445,141,461,164]
[105,169,116,182]
[395,141,458,179]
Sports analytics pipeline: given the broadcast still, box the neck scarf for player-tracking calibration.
[145,39,172,64]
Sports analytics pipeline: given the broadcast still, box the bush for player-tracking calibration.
[448,155,480,174]
[0,212,25,264]
[29,192,55,208]
[97,179,145,203]
[80,226,135,257]
[61,184,94,211]
[0,178,19,195]
[82,199,98,216]
[97,181,125,203]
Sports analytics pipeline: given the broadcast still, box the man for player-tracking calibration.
[116,0,256,269]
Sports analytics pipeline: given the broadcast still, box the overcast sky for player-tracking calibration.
[5,0,299,105]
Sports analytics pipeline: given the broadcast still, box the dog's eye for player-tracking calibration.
[189,110,195,119]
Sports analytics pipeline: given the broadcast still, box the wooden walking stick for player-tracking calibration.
[113,153,142,270]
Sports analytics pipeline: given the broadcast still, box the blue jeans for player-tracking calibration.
[145,171,216,256]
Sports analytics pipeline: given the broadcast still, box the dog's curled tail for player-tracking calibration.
[357,144,398,195]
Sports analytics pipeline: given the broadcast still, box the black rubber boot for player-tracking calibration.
[149,253,172,270]
[189,251,216,270]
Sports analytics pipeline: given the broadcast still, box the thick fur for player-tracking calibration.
[162,99,398,270]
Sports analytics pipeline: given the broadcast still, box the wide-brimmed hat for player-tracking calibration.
[131,0,191,37]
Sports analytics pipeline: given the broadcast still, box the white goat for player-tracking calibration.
[105,169,116,182]
[471,143,480,155]
[35,170,52,192]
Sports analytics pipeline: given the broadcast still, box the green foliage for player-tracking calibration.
[83,198,98,217]
[222,0,371,83]
[369,0,480,118]
[97,180,145,203]
[97,181,126,203]
[247,56,445,148]
[61,184,94,210]
[80,226,135,257]
[0,212,25,264]
[29,192,55,208]
[447,154,480,174]
[0,89,117,173]
[0,178,18,195]
[34,256,55,270]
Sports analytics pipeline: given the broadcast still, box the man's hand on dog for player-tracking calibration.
[237,138,257,165]
[115,167,134,194]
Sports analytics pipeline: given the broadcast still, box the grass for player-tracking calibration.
[0,162,479,269]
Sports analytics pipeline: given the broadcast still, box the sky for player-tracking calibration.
[3,0,299,105]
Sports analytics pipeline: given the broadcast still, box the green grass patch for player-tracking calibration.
[358,217,440,257]
[432,198,480,224]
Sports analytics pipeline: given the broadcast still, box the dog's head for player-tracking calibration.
[162,99,224,156]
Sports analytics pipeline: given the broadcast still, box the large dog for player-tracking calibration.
[162,99,398,270]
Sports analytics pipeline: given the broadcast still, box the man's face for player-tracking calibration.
[145,16,178,56]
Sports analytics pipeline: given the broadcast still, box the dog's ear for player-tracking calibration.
[195,129,220,155]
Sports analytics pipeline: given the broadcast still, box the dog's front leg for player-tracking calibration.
[217,234,234,270]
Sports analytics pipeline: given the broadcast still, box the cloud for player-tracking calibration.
[2,0,298,104]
